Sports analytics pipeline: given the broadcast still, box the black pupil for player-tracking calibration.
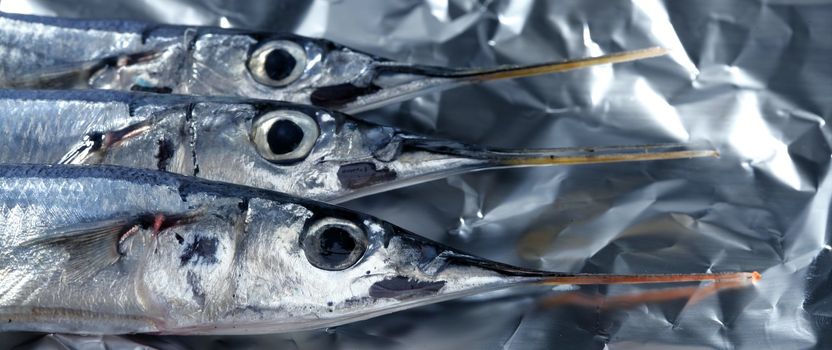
[318,227,356,265]
[264,48,297,81]
[266,119,304,155]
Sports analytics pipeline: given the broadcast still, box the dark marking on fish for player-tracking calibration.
[180,235,219,266]
[156,138,174,171]
[337,162,397,189]
[177,184,189,203]
[237,198,250,213]
[131,84,173,94]
[175,234,184,245]
[140,25,165,45]
[310,83,381,108]
[186,271,206,306]
[369,276,445,300]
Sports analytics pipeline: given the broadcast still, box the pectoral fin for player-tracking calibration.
[23,210,202,283]
[23,217,135,282]
[2,51,163,89]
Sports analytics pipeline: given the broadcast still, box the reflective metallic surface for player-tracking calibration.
[1,0,830,349]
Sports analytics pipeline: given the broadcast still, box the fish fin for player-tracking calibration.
[59,120,153,165]
[2,61,103,89]
[2,50,165,89]
[22,209,205,282]
[24,217,136,283]
[59,133,105,165]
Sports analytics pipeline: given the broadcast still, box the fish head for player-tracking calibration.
[188,33,398,110]
[237,34,669,112]
[193,102,481,202]
[190,101,717,203]
[222,195,758,335]
[230,198,543,333]
[237,35,379,110]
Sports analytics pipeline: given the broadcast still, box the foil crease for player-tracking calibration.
[1,0,830,349]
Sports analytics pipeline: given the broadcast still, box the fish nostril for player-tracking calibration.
[266,119,304,155]
[264,48,296,81]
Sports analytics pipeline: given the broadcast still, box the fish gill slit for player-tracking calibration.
[171,29,199,93]
[229,199,251,269]
[128,101,138,117]
[185,103,200,176]
[183,28,199,57]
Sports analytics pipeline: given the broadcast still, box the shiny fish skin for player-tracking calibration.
[0,12,668,113]
[0,164,502,334]
[0,89,472,203]
[0,89,716,204]
[0,164,758,335]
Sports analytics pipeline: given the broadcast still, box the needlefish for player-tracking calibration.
[0,164,760,335]
[0,12,669,113]
[0,89,716,203]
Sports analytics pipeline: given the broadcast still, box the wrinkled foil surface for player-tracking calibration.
[1,1,830,349]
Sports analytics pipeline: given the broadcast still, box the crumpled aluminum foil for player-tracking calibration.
[1,0,830,349]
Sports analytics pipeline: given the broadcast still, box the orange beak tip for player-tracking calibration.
[751,271,762,284]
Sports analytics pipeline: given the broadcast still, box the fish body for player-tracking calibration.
[0,164,758,335]
[0,89,715,203]
[0,89,490,203]
[0,164,500,334]
[0,12,669,113]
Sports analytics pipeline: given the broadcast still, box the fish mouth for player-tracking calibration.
[310,47,669,113]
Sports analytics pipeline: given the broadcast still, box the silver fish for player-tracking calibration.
[0,89,716,203]
[0,164,759,335]
[0,12,668,113]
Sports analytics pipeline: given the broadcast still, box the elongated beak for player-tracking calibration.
[398,138,718,167]
[449,253,760,308]
[333,139,718,202]
[373,228,759,312]
[312,47,668,113]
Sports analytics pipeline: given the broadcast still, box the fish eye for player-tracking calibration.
[247,40,307,87]
[251,110,319,163]
[303,218,368,271]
